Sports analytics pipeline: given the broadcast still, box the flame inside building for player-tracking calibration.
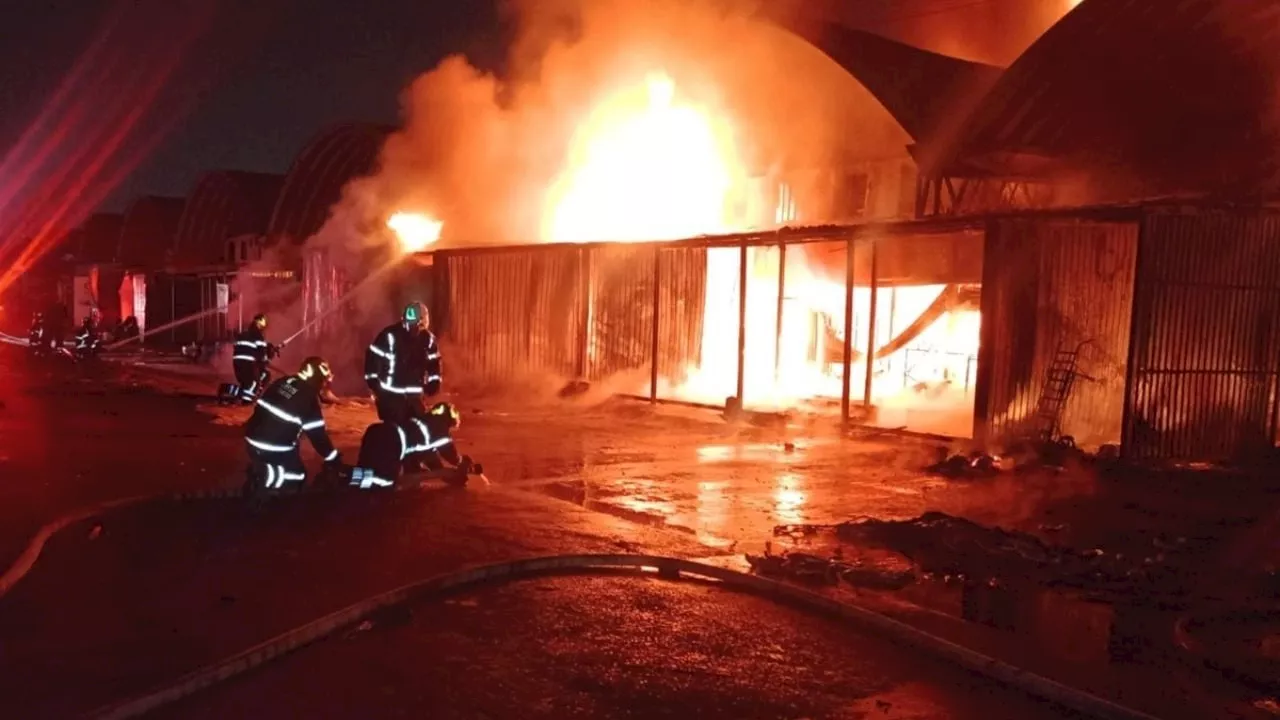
[539,73,982,436]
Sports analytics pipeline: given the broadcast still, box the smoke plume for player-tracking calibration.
[328,0,909,250]
[265,0,920,393]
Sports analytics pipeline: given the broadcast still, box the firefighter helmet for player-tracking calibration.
[297,356,333,387]
[429,401,460,429]
[402,301,428,331]
[253,313,268,330]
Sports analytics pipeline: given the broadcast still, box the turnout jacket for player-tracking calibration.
[244,376,338,461]
[74,319,99,350]
[363,323,442,396]
[233,326,271,364]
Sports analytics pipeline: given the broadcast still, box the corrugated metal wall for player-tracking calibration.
[440,243,707,391]
[977,219,1138,449]
[655,246,707,386]
[445,247,584,379]
[588,245,655,380]
[1123,211,1280,462]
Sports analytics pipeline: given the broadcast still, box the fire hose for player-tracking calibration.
[0,499,1164,720]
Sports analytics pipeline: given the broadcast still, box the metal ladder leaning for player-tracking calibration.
[1031,342,1087,442]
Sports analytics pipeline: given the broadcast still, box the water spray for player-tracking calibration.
[105,307,224,350]
[279,251,409,346]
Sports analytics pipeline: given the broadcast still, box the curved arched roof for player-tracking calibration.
[783,20,1003,147]
[267,123,392,243]
[118,196,184,267]
[174,171,282,264]
[939,0,1280,191]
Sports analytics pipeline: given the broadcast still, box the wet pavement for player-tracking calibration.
[157,575,1086,720]
[1,347,1278,718]
[0,487,713,717]
[0,355,244,569]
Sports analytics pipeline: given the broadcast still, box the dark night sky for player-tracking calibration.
[0,0,501,215]
[0,0,1062,227]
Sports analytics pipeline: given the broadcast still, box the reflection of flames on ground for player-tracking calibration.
[543,73,981,437]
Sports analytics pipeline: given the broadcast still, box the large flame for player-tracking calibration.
[544,73,742,243]
[387,212,443,254]
[540,71,981,436]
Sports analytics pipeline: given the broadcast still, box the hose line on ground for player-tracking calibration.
[83,554,1166,720]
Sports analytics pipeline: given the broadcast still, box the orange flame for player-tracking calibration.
[542,71,980,436]
[544,73,743,243]
[387,212,443,254]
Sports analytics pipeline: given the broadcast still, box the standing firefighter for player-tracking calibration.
[29,312,46,356]
[73,308,102,359]
[231,313,280,403]
[364,302,443,404]
[243,356,341,494]
[363,301,443,455]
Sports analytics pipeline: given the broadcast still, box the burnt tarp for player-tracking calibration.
[1124,209,1280,462]
[444,246,584,381]
[976,217,1139,449]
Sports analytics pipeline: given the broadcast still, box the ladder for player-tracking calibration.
[1031,344,1084,442]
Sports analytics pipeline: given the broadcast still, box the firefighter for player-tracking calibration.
[243,356,341,494]
[363,300,442,416]
[73,308,102,359]
[406,401,468,473]
[231,313,280,404]
[29,312,46,356]
[354,401,472,488]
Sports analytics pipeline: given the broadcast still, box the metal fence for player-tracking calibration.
[1123,210,1280,462]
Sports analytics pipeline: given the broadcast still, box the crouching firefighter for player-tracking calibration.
[224,313,281,405]
[355,401,472,488]
[243,356,341,496]
[73,309,102,360]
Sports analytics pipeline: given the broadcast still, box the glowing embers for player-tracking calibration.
[544,73,744,243]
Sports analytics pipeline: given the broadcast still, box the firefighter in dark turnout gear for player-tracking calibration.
[364,302,442,415]
[232,313,279,403]
[73,309,101,359]
[244,356,340,492]
[404,401,464,470]
[29,312,46,356]
[353,401,470,488]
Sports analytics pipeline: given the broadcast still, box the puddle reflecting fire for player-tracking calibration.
[773,472,807,526]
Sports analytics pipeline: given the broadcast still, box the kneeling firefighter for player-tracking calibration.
[243,356,341,493]
[355,401,470,488]
[226,313,281,404]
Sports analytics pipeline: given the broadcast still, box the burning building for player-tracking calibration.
[298,0,1280,464]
